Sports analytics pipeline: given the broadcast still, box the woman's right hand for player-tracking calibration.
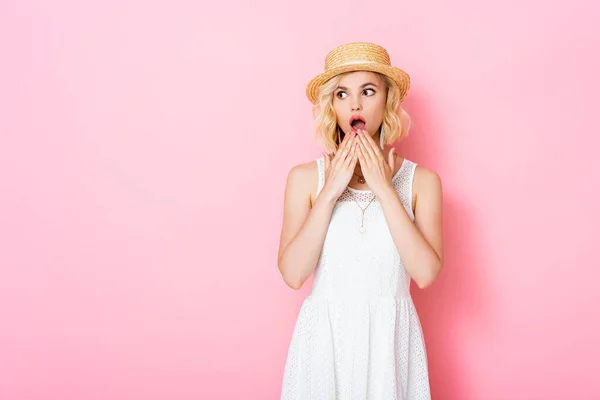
[321,131,359,201]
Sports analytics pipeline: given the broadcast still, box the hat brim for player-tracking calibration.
[305,64,410,104]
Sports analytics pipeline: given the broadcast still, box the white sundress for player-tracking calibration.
[281,156,431,400]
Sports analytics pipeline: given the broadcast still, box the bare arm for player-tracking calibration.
[277,133,359,290]
[353,129,444,289]
[377,167,444,288]
[276,164,338,290]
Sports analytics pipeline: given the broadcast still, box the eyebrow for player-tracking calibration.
[335,82,379,91]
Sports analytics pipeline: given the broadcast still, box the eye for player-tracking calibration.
[336,91,347,99]
[364,88,375,96]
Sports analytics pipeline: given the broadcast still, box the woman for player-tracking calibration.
[278,42,444,400]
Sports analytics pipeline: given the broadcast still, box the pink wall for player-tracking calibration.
[1,0,599,399]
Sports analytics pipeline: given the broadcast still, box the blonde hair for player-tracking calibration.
[312,72,411,152]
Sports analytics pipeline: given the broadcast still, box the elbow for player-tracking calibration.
[286,278,304,290]
[281,271,304,290]
[278,258,304,290]
[416,277,435,289]
[415,258,443,289]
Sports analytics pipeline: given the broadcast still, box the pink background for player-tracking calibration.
[1,0,599,399]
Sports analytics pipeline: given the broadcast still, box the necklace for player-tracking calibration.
[353,171,365,184]
[349,192,376,233]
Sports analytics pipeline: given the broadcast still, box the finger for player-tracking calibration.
[339,135,355,163]
[323,151,330,171]
[356,135,372,166]
[388,148,396,171]
[356,140,367,165]
[333,132,352,162]
[343,131,356,146]
[351,142,359,167]
[361,128,378,147]
[363,131,383,161]
[351,148,359,168]
[363,129,383,157]
[344,140,358,168]
[342,130,354,145]
[340,131,356,155]
[359,130,378,162]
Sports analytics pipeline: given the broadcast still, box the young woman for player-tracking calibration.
[278,42,444,400]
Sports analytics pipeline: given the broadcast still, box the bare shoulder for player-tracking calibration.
[411,163,444,267]
[413,164,443,210]
[414,165,442,190]
[278,159,319,268]
[285,158,319,206]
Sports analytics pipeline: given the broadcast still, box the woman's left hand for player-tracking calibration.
[354,129,397,197]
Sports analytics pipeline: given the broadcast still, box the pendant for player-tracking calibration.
[358,177,365,184]
[359,226,366,234]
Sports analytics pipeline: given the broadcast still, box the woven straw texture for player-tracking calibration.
[306,42,410,104]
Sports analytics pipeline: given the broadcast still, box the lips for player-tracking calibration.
[349,115,366,131]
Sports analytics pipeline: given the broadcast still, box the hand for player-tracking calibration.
[354,129,396,197]
[321,131,359,201]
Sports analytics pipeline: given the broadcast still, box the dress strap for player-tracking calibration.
[392,159,418,221]
[316,156,325,197]
[405,160,418,220]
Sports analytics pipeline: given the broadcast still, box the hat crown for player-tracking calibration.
[324,42,391,71]
[305,41,409,104]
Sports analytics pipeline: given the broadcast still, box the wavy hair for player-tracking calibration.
[312,72,411,153]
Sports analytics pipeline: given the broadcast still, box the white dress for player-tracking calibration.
[281,156,431,400]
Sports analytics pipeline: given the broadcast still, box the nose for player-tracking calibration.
[351,96,362,112]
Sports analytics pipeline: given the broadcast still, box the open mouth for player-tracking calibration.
[349,115,366,131]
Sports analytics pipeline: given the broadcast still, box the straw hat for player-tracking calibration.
[305,42,410,105]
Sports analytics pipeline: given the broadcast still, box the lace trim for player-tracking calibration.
[338,190,378,202]
[317,157,325,196]
[316,156,417,216]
